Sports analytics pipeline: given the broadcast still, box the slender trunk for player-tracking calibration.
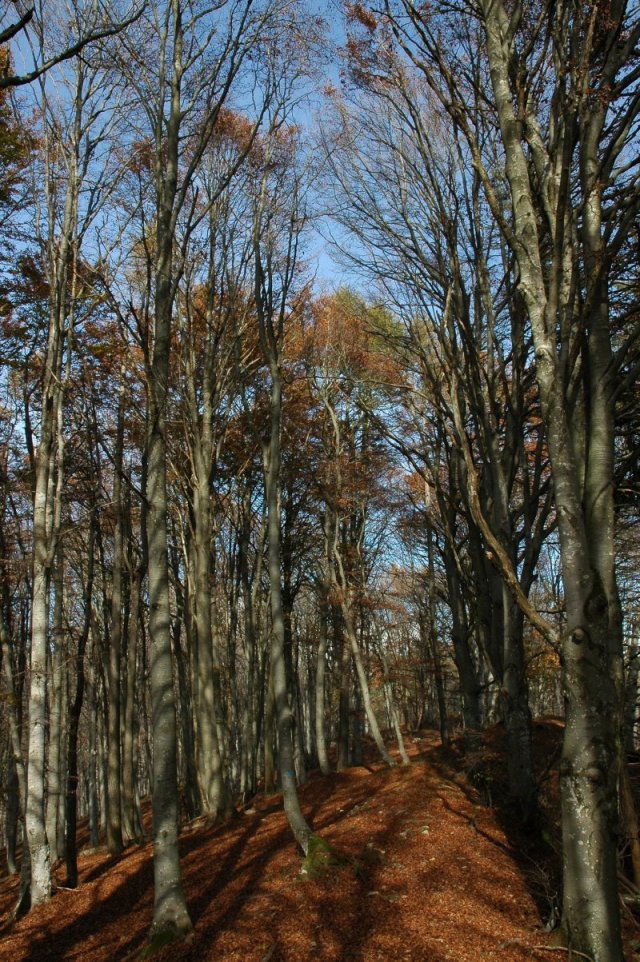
[170,583,200,821]
[378,640,410,765]
[263,368,311,853]
[87,635,100,850]
[122,562,142,843]
[315,595,330,776]
[264,656,276,794]
[337,618,351,772]
[0,609,26,877]
[66,518,95,887]
[46,558,64,862]
[624,636,639,753]
[192,472,227,816]
[107,388,125,855]
[340,600,394,768]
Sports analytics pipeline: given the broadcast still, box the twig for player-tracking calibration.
[533,947,595,962]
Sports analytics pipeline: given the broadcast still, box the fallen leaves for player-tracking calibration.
[0,723,636,962]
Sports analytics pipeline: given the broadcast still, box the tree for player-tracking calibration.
[323,33,553,817]
[0,1,143,89]
[253,120,314,854]
[345,1,640,957]
[18,10,127,906]
[114,0,312,940]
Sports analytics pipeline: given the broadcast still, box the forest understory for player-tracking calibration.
[1,720,638,962]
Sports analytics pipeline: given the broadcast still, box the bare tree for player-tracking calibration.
[340,1,640,957]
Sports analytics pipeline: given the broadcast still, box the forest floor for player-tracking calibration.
[1,719,640,962]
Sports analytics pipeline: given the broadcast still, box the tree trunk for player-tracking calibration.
[46,557,65,863]
[337,618,351,772]
[107,387,125,856]
[315,595,331,776]
[0,608,26,877]
[264,657,276,794]
[66,517,95,887]
[192,471,227,816]
[340,599,395,768]
[262,368,312,853]
[480,3,624,954]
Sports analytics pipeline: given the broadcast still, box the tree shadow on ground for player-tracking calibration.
[417,723,563,929]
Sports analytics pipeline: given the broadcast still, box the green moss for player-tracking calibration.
[299,834,344,879]
[137,925,191,960]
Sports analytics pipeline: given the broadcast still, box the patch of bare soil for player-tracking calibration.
[1,723,638,961]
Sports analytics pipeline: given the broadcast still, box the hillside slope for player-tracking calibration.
[0,724,630,962]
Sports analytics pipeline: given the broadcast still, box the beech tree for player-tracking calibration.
[110,0,319,940]
[17,9,129,907]
[340,1,640,958]
[323,33,553,818]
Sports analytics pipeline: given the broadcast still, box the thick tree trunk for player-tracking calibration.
[444,561,482,730]
[502,597,537,823]
[25,451,53,906]
[479,3,624,955]
[146,403,192,938]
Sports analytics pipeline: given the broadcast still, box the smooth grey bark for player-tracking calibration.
[122,557,143,843]
[315,591,331,776]
[24,261,64,908]
[336,619,351,772]
[170,552,201,822]
[46,557,65,863]
[263,659,276,794]
[66,514,95,888]
[191,467,227,816]
[470,1,635,954]
[0,607,26,877]
[21,32,115,907]
[87,630,100,850]
[145,25,193,925]
[260,368,312,853]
